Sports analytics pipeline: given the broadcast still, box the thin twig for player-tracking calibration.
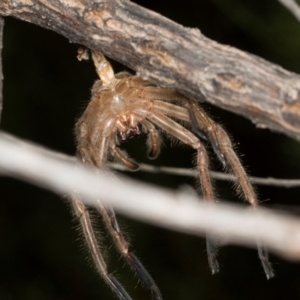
[0,131,300,260]
[108,163,300,188]
[278,0,300,22]
[1,139,298,188]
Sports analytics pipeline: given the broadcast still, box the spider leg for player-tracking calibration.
[211,121,274,278]
[76,124,163,299]
[76,116,110,168]
[206,236,220,274]
[126,75,155,88]
[138,87,220,150]
[71,192,133,300]
[77,140,93,165]
[91,50,115,87]
[148,112,220,274]
[152,99,273,276]
[150,105,220,273]
[186,104,209,142]
[151,99,206,139]
[150,97,226,166]
[152,100,189,121]
[140,119,161,159]
[74,131,138,299]
[186,100,226,167]
[91,136,109,167]
[110,137,140,171]
[96,204,163,300]
[75,121,94,165]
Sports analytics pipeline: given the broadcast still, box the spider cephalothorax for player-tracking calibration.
[71,48,274,300]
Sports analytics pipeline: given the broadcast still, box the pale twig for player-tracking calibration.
[2,138,297,188]
[278,0,300,22]
[1,131,300,260]
[1,139,298,188]
[108,163,300,188]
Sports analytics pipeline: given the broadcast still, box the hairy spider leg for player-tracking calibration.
[257,241,273,279]
[76,115,111,167]
[137,87,226,167]
[91,137,109,167]
[140,119,160,159]
[110,137,140,171]
[150,100,220,273]
[91,51,115,87]
[185,100,226,167]
[151,100,273,277]
[91,50,155,90]
[76,123,163,299]
[185,102,209,141]
[210,122,274,279]
[71,192,133,300]
[97,204,163,300]
[147,111,220,274]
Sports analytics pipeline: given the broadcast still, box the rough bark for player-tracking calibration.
[1,0,300,141]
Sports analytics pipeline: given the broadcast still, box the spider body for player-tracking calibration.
[72,49,274,300]
[76,72,158,169]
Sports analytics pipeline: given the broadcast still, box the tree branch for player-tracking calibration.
[1,0,300,141]
[278,0,300,22]
[1,131,300,260]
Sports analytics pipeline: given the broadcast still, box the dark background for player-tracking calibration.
[1,0,300,299]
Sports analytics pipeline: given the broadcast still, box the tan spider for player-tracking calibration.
[71,48,274,300]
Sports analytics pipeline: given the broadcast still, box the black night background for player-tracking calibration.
[1,0,300,299]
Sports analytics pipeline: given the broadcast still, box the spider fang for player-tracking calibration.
[117,123,143,141]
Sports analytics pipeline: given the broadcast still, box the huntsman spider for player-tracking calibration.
[71,48,274,300]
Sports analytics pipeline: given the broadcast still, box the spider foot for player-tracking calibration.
[206,236,220,275]
[150,286,164,300]
[209,137,227,168]
[257,243,275,279]
[128,253,163,300]
[208,255,220,275]
[185,99,227,167]
[107,274,133,300]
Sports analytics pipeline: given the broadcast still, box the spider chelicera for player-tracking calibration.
[71,48,274,300]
